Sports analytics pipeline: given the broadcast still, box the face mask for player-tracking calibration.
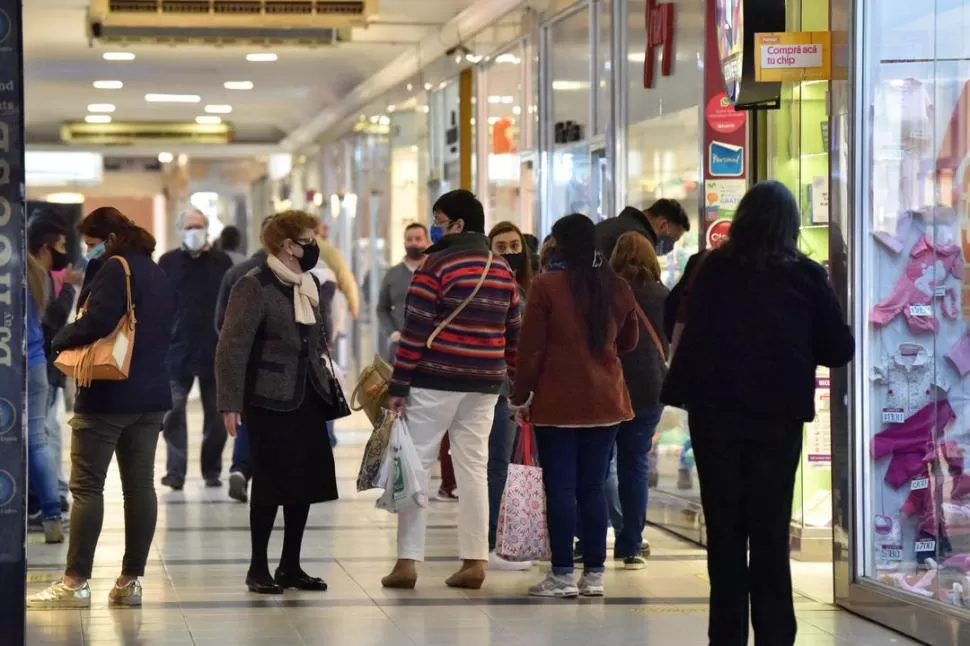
[502,252,525,273]
[405,246,425,260]
[84,241,105,262]
[654,236,675,256]
[429,224,445,244]
[296,240,320,272]
[182,228,207,252]
[50,248,69,271]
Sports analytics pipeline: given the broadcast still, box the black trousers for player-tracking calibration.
[689,411,803,646]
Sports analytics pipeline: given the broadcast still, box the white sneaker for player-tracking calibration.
[489,551,532,571]
[578,571,604,597]
[528,572,579,598]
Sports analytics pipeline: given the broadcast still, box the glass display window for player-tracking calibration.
[480,43,526,229]
[858,0,970,611]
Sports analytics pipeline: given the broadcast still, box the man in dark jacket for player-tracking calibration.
[27,210,83,511]
[595,198,690,258]
[159,208,233,490]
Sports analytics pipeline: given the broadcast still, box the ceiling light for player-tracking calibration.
[424,82,432,91]
[512,105,522,115]
[85,115,112,124]
[93,80,123,89]
[45,192,85,204]
[246,53,277,62]
[387,105,396,113]
[406,83,413,91]
[158,152,174,163]
[487,95,501,104]
[495,53,520,64]
[103,52,135,61]
[87,103,115,113]
[552,80,589,91]
[195,116,222,124]
[465,53,483,63]
[205,104,232,114]
[145,93,201,103]
[224,81,254,90]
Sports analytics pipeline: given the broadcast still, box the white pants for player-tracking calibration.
[398,388,498,562]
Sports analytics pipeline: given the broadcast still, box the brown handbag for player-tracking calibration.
[54,256,136,387]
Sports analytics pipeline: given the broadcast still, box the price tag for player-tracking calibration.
[881,408,905,424]
[915,539,936,552]
[911,477,930,491]
[879,545,903,561]
[909,304,933,317]
[935,286,946,298]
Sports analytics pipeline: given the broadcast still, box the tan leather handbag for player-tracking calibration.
[54,256,136,387]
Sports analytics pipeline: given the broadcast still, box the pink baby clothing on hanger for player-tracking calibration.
[872,399,956,489]
[873,211,915,254]
[946,331,970,376]
[870,234,962,333]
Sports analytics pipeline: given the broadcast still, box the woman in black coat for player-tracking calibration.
[661,181,854,646]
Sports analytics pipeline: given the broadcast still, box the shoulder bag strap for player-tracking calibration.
[112,256,134,323]
[426,252,494,349]
[633,301,666,362]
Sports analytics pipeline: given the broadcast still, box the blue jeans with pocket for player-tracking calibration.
[535,425,619,575]
[614,407,662,557]
[488,396,517,550]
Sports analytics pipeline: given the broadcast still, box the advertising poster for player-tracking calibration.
[0,0,26,639]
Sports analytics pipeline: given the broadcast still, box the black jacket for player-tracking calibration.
[663,251,706,342]
[53,252,175,414]
[42,274,76,389]
[660,250,854,422]
[595,206,657,258]
[159,248,233,379]
[215,250,267,332]
[621,281,669,411]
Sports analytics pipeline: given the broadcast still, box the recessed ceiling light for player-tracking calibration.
[93,80,123,89]
[224,81,254,90]
[158,152,174,163]
[85,115,112,124]
[145,93,201,103]
[103,52,135,61]
[87,103,115,113]
[195,116,222,124]
[246,53,277,62]
[204,104,232,114]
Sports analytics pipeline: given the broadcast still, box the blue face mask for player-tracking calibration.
[84,241,106,261]
[429,224,445,244]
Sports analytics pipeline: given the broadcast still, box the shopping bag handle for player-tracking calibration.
[512,421,538,466]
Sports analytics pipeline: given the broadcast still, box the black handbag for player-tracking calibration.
[322,351,351,422]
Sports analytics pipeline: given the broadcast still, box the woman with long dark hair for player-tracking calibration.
[661,181,854,645]
[29,207,175,609]
[511,213,639,598]
[486,221,534,571]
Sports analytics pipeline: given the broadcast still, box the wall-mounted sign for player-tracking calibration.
[704,179,747,221]
[709,141,745,177]
[705,92,746,134]
[705,218,732,249]
[754,32,832,82]
[643,0,675,88]
[715,0,785,109]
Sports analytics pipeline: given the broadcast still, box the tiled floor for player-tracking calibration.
[26,407,922,645]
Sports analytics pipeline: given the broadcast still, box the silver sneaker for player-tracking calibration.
[27,581,91,609]
[528,572,579,598]
[108,579,143,607]
[578,571,604,597]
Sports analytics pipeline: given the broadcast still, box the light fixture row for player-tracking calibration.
[96,83,253,94]
[102,51,278,62]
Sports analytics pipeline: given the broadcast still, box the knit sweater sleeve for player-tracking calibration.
[388,264,442,397]
[215,275,264,412]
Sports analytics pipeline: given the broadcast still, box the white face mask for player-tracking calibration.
[182,228,207,252]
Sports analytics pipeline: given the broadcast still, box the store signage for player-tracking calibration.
[705,219,732,249]
[705,92,746,134]
[754,32,832,83]
[704,179,746,221]
[0,0,25,640]
[715,0,785,109]
[709,141,744,177]
[643,0,675,88]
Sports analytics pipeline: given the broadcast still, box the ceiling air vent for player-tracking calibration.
[88,0,373,46]
[60,121,233,146]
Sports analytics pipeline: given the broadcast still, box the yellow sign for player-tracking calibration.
[754,32,832,82]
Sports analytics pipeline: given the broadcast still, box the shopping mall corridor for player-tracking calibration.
[25,406,920,646]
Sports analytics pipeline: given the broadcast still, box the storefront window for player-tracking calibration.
[860,0,970,607]
[483,44,525,228]
[429,81,462,200]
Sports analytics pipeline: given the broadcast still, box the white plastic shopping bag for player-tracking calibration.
[376,416,428,513]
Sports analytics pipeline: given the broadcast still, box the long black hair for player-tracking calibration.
[551,213,616,352]
[721,180,804,268]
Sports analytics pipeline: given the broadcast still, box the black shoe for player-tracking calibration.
[204,477,222,488]
[246,572,284,595]
[161,475,184,491]
[60,496,70,514]
[274,567,328,591]
[228,472,248,503]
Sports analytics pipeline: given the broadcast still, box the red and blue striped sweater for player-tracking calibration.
[389,233,521,397]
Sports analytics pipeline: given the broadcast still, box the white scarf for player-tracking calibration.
[267,255,319,325]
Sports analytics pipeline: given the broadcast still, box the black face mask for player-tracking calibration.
[50,248,69,271]
[405,246,425,260]
[502,252,525,273]
[296,241,320,272]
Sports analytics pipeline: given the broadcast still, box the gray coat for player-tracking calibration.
[216,264,334,413]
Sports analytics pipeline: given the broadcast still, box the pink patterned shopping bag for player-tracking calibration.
[495,422,550,562]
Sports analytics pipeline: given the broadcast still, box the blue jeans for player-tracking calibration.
[575,448,623,550]
[535,425,619,575]
[614,407,662,557]
[45,385,69,497]
[27,363,60,519]
[487,396,517,550]
[327,421,337,447]
[230,422,252,479]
